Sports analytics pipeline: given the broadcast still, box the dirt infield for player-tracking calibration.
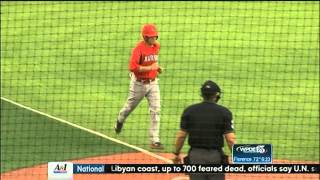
[1,152,318,180]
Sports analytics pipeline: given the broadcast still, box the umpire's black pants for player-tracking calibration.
[188,147,225,180]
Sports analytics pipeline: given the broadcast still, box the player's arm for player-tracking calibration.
[175,109,190,155]
[174,129,188,155]
[172,109,189,164]
[224,132,236,152]
[223,109,236,152]
[172,129,187,164]
[138,63,159,72]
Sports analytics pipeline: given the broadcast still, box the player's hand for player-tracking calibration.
[228,155,232,164]
[157,66,163,74]
[150,63,159,71]
[172,155,182,164]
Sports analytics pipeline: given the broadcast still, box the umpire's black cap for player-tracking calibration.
[201,80,221,95]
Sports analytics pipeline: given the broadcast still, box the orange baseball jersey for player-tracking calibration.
[129,40,160,80]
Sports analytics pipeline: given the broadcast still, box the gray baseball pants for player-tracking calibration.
[188,148,225,180]
[117,78,161,143]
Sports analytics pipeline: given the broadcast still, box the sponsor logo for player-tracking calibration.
[48,162,73,180]
[53,164,68,173]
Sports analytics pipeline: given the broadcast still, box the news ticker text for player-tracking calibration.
[73,164,319,174]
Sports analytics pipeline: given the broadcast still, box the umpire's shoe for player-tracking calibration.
[114,120,123,134]
[150,142,164,150]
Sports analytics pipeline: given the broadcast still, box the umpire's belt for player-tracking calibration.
[136,78,155,84]
[191,146,222,151]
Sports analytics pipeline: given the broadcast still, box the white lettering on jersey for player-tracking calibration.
[144,55,158,62]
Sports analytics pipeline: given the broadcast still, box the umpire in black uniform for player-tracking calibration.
[173,80,236,180]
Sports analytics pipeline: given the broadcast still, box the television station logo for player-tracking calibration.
[235,144,268,154]
[232,144,272,164]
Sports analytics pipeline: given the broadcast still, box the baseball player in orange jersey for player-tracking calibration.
[115,24,164,149]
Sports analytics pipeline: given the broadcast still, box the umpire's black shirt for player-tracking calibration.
[180,101,234,149]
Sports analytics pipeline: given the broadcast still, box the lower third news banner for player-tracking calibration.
[48,162,319,179]
[73,164,319,174]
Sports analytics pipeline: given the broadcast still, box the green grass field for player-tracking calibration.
[0,100,135,173]
[1,1,319,173]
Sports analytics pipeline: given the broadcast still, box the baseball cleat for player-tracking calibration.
[150,142,164,150]
[114,120,123,134]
